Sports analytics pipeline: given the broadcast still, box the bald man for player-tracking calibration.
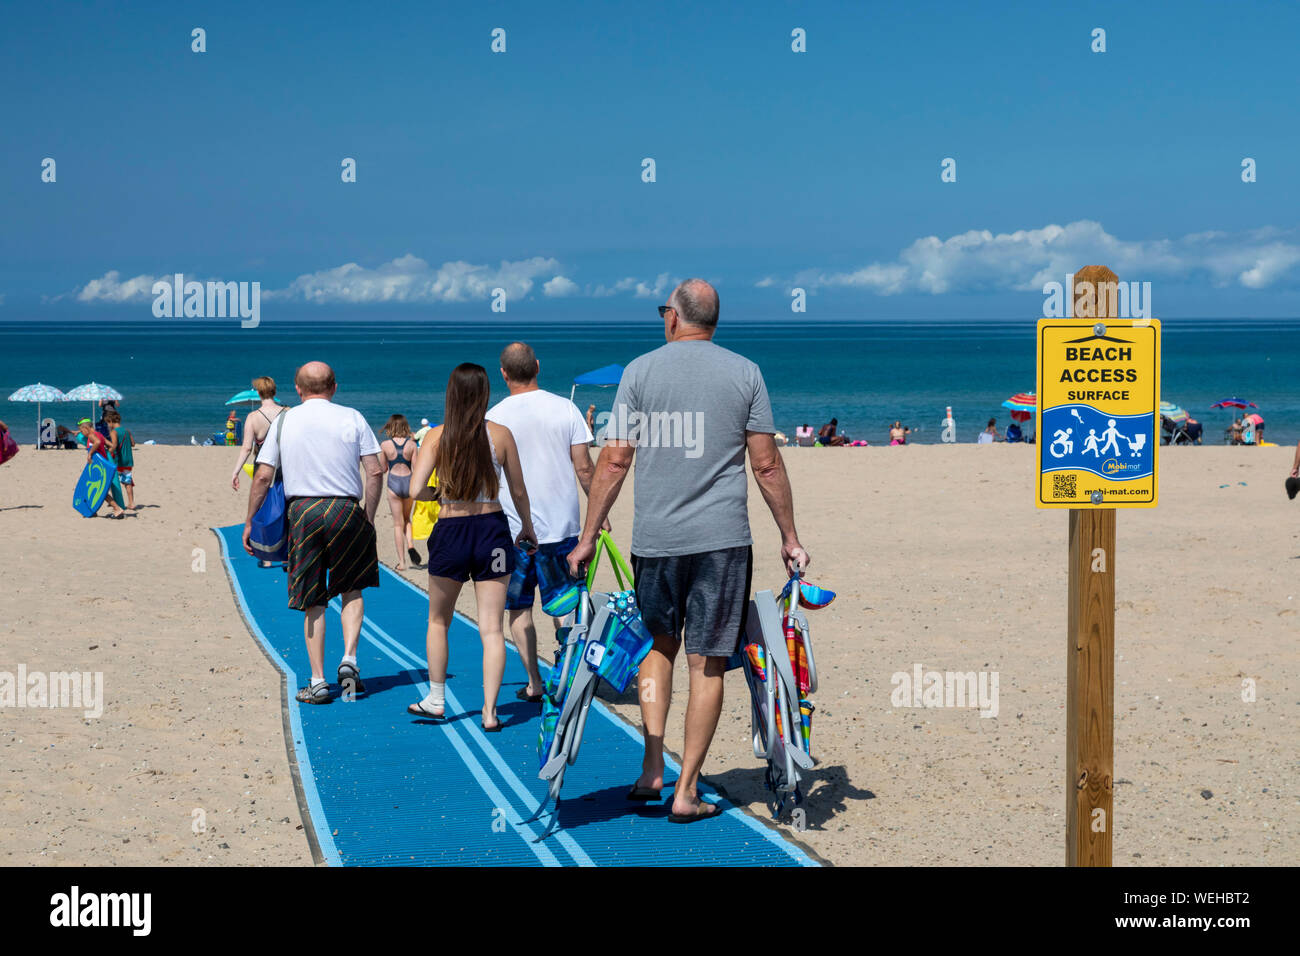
[486,341,599,701]
[569,278,809,823]
[245,361,384,704]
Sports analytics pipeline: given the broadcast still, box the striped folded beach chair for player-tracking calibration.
[530,530,653,838]
[741,572,834,818]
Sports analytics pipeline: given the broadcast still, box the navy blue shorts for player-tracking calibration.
[505,536,580,610]
[426,511,516,583]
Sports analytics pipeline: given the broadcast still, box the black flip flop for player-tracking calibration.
[627,786,661,801]
[482,720,503,733]
[407,700,445,719]
[407,547,423,567]
[515,687,544,703]
[668,802,723,824]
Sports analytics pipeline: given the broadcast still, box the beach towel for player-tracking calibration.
[411,468,440,541]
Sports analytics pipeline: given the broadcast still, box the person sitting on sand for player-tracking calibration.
[0,420,16,466]
[380,413,419,570]
[978,418,998,444]
[231,377,284,491]
[1005,421,1023,443]
[104,409,136,510]
[818,418,847,446]
[78,419,128,518]
[1229,418,1243,444]
[889,421,910,445]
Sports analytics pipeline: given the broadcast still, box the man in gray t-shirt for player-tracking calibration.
[569,278,809,824]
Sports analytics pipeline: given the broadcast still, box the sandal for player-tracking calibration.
[515,687,543,703]
[627,785,661,801]
[296,682,331,705]
[336,662,365,694]
[407,547,423,567]
[407,700,445,720]
[668,802,723,824]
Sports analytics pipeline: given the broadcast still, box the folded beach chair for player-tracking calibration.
[740,572,834,818]
[529,530,653,839]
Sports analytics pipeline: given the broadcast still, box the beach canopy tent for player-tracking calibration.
[569,364,624,402]
[64,382,123,423]
[225,389,262,406]
[1001,392,1036,423]
[7,383,67,448]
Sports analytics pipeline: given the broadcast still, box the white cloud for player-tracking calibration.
[76,270,159,303]
[766,221,1300,295]
[542,275,579,297]
[270,254,562,304]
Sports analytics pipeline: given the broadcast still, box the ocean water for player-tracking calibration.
[1,318,1296,446]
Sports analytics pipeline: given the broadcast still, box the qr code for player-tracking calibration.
[1053,474,1077,497]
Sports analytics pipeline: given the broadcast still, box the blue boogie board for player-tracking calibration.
[73,453,115,517]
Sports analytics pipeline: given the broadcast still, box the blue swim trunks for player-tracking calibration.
[505,536,581,614]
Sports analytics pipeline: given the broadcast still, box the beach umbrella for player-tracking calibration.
[1001,392,1036,423]
[1159,401,1189,424]
[64,382,124,423]
[1210,398,1257,409]
[569,363,624,402]
[225,389,261,406]
[7,383,67,448]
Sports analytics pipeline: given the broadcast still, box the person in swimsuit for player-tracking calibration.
[231,376,284,491]
[78,418,128,518]
[380,414,419,570]
[407,363,538,732]
[889,420,910,445]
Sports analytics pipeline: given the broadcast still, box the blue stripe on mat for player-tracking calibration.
[214,524,818,867]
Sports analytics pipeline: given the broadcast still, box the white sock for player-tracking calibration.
[424,682,445,709]
[341,655,357,667]
[311,676,327,688]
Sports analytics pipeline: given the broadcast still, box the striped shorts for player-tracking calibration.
[286,497,380,610]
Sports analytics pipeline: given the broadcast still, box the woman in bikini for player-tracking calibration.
[380,414,420,570]
[407,364,538,732]
[230,376,284,491]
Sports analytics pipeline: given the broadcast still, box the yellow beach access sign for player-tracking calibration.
[1035,319,1161,508]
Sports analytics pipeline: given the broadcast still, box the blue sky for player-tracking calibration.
[1,0,1297,319]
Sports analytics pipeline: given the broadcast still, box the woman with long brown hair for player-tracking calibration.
[379,413,418,569]
[407,364,538,731]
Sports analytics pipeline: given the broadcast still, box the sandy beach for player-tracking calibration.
[1,442,1295,866]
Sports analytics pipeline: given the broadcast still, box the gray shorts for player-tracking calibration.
[631,546,753,658]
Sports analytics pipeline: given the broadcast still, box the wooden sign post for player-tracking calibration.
[1035,264,1161,865]
[1066,265,1117,866]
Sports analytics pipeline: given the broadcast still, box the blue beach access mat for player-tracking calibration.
[213,525,819,867]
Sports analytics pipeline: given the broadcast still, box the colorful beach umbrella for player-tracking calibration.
[7,383,67,448]
[225,388,261,406]
[1210,398,1257,409]
[64,382,124,424]
[1159,401,1189,424]
[1001,392,1036,423]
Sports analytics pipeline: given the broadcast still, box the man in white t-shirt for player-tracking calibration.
[244,361,385,705]
[486,342,600,702]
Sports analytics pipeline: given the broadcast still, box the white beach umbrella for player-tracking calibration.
[64,382,124,423]
[7,383,68,448]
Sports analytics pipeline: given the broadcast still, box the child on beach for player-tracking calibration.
[78,419,128,518]
[104,409,136,510]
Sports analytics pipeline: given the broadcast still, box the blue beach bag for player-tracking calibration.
[249,411,288,563]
